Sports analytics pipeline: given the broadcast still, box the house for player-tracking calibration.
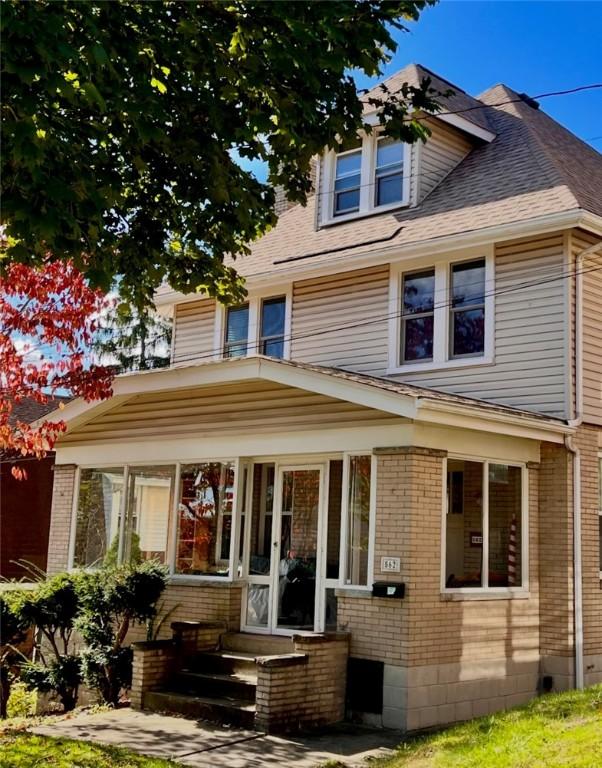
[1,397,70,580]
[42,64,601,732]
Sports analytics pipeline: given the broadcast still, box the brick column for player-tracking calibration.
[130,640,178,710]
[46,464,77,575]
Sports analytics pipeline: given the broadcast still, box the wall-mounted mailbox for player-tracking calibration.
[372,581,405,599]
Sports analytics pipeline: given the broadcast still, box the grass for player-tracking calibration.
[374,685,602,768]
[0,732,180,768]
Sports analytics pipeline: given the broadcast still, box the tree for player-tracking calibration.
[2,1,440,308]
[94,302,172,373]
[0,259,114,478]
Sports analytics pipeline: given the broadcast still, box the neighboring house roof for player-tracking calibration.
[45,355,571,445]
[7,396,72,427]
[208,65,601,282]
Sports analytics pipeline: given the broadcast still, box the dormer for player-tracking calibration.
[316,64,496,228]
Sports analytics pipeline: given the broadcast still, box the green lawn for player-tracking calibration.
[0,733,179,768]
[375,685,602,768]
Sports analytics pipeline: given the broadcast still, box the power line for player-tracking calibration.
[2,256,600,392]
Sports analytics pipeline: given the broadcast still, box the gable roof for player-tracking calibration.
[362,63,493,133]
[219,69,601,281]
[7,396,72,426]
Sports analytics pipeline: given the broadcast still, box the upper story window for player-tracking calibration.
[334,149,362,216]
[375,138,404,206]
[388,249,493,374]
[224,304,249,358]
[323,133,410,225]
[260,297,286,358]
[450,259,486,358]
[402,269,435,362]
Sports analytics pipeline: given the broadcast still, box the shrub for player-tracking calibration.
[7,573,81,712]
[0,595,29,718]
[76,561,168,705]
[6,681,36,719]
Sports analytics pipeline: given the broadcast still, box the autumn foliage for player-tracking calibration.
[0,260,114,478]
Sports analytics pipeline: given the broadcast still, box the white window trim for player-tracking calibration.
[214,284,292,361]
[320,132,411,227]
[440,454,530,598]
[387,246,495,374]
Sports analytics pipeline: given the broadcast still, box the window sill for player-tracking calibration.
[441,590,530,602]
[335,587,373,599]
[386,357,494,376]
[320,200,410,228]
[168,575,241,587]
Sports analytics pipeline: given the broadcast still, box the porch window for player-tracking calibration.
[224,305,249,358]
[445,459,525,590]
[73,467,124,568]
[122,466,175,565]
[345,455,372,586]
[175,462,236,576]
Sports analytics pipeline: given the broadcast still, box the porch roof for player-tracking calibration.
[42,356,572,445]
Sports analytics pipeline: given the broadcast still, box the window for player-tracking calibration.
[345,455,372,586]
[73,467,124,568]
[401,269,435,362]
[334,149,361,216]
[260,297,286,358]
[224,305,249,358]
[450,259,486,357]
[175,462,236,576]
[391,252,492,372]
[445,459,525,591]
[73,465,175,568]
[375,138,404,207]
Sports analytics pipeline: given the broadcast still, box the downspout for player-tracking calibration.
[565,240,601,690]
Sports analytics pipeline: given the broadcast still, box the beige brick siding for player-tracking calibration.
[46,464,76,575]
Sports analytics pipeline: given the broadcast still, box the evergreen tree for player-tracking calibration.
[95,303,172,373]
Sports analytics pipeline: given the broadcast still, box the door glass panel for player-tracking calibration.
[277,469,320,631]
[247,463,274,576]
[246,584,270,628]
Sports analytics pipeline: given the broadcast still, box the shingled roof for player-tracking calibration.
[224,65,601,280]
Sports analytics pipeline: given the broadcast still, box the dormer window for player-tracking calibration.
[323,133,410,225]
[375,138,404,206]
[334,149,362,216]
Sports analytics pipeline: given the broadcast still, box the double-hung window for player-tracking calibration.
[334,149,362,216]
[401,269,435,362]
[260,297,286,358]
[224,305,249,358]
[375,138,404,207]
[450,259,486,357]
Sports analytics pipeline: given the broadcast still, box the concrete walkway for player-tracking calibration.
[33,709,401,767]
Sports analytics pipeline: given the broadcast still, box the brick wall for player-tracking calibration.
[46,464,76,575]
[130,640,178,710]
[255,633,348,732]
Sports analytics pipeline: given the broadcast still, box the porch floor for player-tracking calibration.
[33,708,400,767]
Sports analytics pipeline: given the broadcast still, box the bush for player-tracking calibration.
[6,680,36,719]
[0,595,29,718]
[6,574,81,712]
[76,561,168,705]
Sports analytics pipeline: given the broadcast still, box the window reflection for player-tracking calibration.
[402,269,435,362]
[450,260,485,357]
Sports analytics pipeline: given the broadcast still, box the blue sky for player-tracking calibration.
[243,0,601,182]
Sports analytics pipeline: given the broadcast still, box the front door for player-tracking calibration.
[242,462,326,634]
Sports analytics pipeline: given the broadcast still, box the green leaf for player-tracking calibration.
[81,82,106,112]
[150,77,167,94]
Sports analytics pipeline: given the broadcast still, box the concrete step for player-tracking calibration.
[221,632,294,655]
[187,650,258,677]
[174,670,257,701]
[144,690,256,729]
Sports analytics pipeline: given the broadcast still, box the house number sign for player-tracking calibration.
[381,556,401,573]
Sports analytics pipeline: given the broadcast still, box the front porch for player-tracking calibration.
[44,357,571,731]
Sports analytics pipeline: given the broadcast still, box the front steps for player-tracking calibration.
[142,633,295,728]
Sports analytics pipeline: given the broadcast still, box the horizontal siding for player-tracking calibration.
[171,299,215,365]
[61,381,400,445]
[290,265,390,375]
[418,119,473,202]
[395,233,568,418]
[573,230,602,425]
